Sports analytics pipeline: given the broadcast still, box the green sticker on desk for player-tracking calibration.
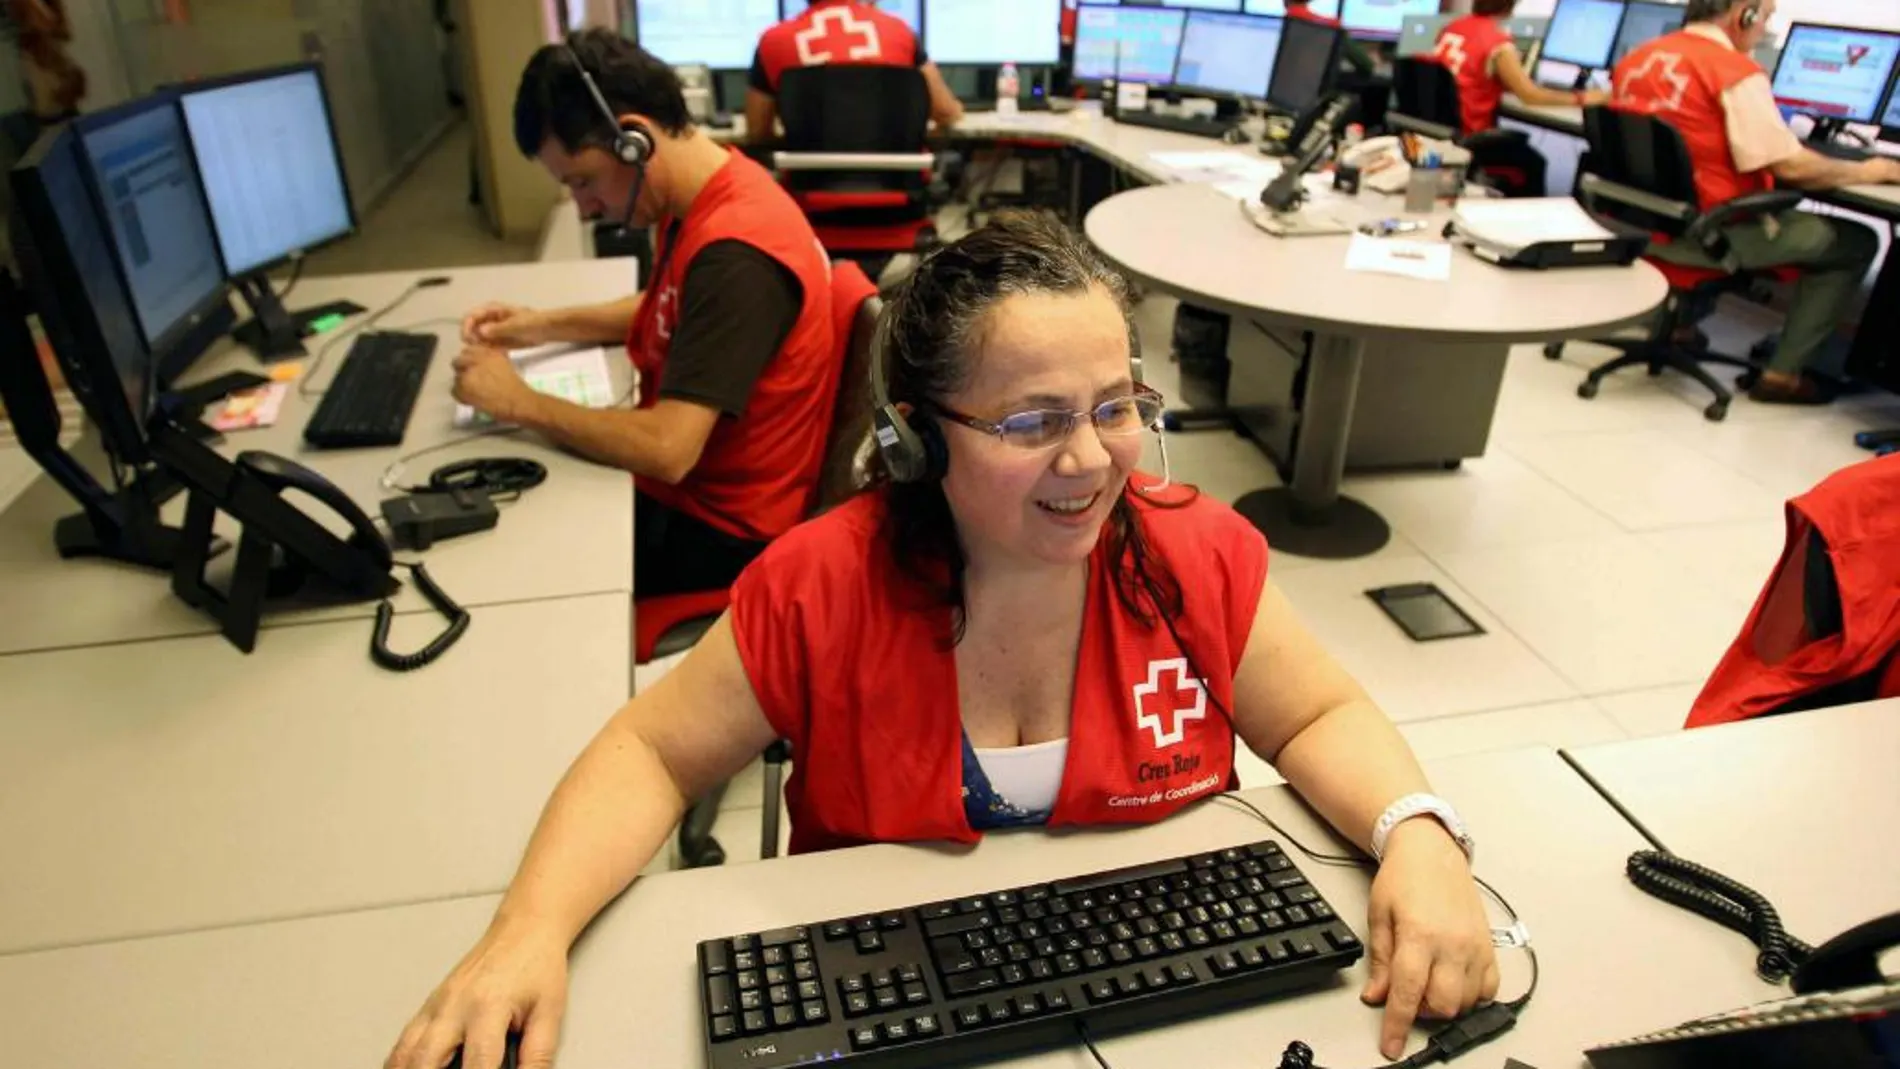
[308,313,348,334]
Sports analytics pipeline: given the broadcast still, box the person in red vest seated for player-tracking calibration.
[451,30,839,599]
[745,0,964,145]
[388,214,1499,1069]
[1286,0,1376,76]
[1434,0,1609,195]
[1612,0,1900,405]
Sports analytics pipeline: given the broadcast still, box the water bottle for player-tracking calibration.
[997,62,1020,116]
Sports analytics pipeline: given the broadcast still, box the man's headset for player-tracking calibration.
[1689,0,1761,29]
[563,36,655,228]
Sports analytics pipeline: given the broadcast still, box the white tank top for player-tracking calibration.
[972,737,1070,814]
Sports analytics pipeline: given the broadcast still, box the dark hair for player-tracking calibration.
[512,29,690,158]
[869,211,1193,645]
[1684,0,1747,21]
[1472,0,1517,16]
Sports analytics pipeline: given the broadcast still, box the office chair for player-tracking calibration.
[635,261,884,867]
[774,65,939,281]
[1389,58,1542,197]
[1686,455,1900,728]
[1549,106,1803,422]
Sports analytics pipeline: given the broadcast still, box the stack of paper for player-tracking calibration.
[1450,198,1617,253]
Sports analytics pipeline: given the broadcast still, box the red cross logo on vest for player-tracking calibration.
[795,6,882,66]
[1618,50,1690,113]
[1435,32,1470,76]
[1133,658,1207,749]
[654,284,679,342]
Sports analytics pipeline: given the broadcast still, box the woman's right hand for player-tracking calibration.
[461,303,551,348]
[385,924,570,1069]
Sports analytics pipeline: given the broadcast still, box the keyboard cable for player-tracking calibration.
[297,275,452,400]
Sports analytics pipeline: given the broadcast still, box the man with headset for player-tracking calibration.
[453,30,839,596]
[745,0,962,144]
[1612,0,1900,405]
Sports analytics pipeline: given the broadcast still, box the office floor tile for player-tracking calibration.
[1397,700,1627,764]
[1663,408,1885,502]
[1490,344,1721,441]
[1637,518,1785,612]
[1343,449,1622,559]
[1590,684,1705,739]
[1270,556,1579,722]
[1434,534,1753,696]
[1504,429,1787,531]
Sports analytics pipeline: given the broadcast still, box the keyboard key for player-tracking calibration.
[1241,859,1266,877]
[823,921,852,941]
[761,947,785,967]
[853,917,878,933]
[955,1006,985,1030]
[1133,936,1160,960]
[840,974,868,995]
[1269,872,1304,890]
[902,982,930,1005]
[1262,910,1287,931]
[920,902,957,921]
[965,931,991,950]
[1265,940,1292,964]
[1109,943,1135,965]
[1115,972,1146,996]
[1219,847,1247,864]
[896,964,924,984]
[1169,963,1200,985]
[874,987,901,1010]
[771,1005,797,1030]
[913,1013,942,1037]
[1211,950,1241,975]
[958,896,991,913]
[1236,916,1261,937]
[1186,928,1213,948]
[872,972,896,989]
[996,906,1023,925]
[945,969,1002,997]
[758,926,809,948]
[1045,988,1072,1011]
[764,966,789,987]
[879,911,907,930]
[793,961,817,982]
[1327,926,1360,951]
[705,975,736,1016]
[999,963,1027,985]
[882,1020,911,1042]
[925,913,994,939]
[1289,934,1320,958]
[1311,902,1335,921]
[1288,886,1320,905]
[703,942,732,975]
[801,1001,828,1025]
[857,931,885,954]
[797,980,822,1002]
[1211,902,1237,921]
[1284,906,1311,925]
[1238,945,1267,970]
[1024,886,1051,902]
[986,999,1014,1024]
[1029,959,1055,981]
[710,1014,738,1041]
[1086,979,1119,1004]
[1081,948,1108,970]
[1006,943,1033,964]
[1144,966,1171,990]
[994,891,1019,906]
[1211,921,1238,942]
[742,1010,769,1034]
[732,951,758,972]
[768,985,792,1007]
[791,943,814,962]
[1055,953,1083,974]
[844,992,873,1017]
[1014,993,1042,1017]
[851,1025,880,1051]
[736,971,760,992]
[1159,932,1187,954]
[740,990,764,1012]
[1136,917,1161,937]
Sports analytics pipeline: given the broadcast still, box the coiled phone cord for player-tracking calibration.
[1626,850,1813,983]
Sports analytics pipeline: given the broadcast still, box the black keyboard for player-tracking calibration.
[302,331,438,449]
[697,839,1362,1069]
[1113,110,1236,140]
[1808,138,1873,161]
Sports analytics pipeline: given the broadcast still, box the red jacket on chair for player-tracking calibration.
[1687,456,1900,728]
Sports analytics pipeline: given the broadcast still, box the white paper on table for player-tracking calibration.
[1450,198,1617,249]
[1344,234,1453,281]
[1149,151,1280,189]
[453,344,619,428]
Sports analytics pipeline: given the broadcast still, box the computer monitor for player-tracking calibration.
[1267,16,1344,113]
[1073,5,1188,84]
[179,63,356,359]
[1609,1,1684,66]
[1159,0,1243,10]
[1770,23,1900,130]
[926,0,1062,65]
[635,0,780,70]
[1340,0,1439,43]
[71,92,234,391]
[1883,69,1900,137]
[778,0,920,31]
[1396,14,1451,58]
[1174,12,1284,97]
[5,124,183,568]
[1540,0,1624,70]
[1244,0,1340,18]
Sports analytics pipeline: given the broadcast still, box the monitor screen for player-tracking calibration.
[1884,77,1900,129]
[1770,23,1900,125]
[1610,1,1684,65]
[181,66,354,279]
[1243,0,1340,17]
[1267,15,1339,111]
[1073,5,1187,83]
[1541,0,1624,69]
[8,125,152,453]
[74,97,227,356]
[1160,0,1242,10]
[637,0,781,69]
[1396,14,1452,57]
[1175,12,1283,96]
[926,0,1062,64]
[778,0,920,31]
[1340,0,1439,41]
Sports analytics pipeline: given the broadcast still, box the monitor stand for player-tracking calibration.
[230,274,365,363]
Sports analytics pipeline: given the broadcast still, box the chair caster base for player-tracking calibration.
[1578,380,1601,400]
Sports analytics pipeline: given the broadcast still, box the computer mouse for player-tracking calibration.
[444,1032,520,1069]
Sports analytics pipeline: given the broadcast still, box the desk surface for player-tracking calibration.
[0,260,638,656]
[0,591,629,955]
[1565,699,1900,944]
[1086,183,1668,342]
[0,748,1777,1068]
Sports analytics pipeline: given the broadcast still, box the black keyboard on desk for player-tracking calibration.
[1808,139,1874,161]
[697,838,1361,1068]
[1113,110,1236,140]
[302,331,438,449]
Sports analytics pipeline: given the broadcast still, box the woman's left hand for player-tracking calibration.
[1360,820,1500,1060]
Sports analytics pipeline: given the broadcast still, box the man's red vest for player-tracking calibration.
[756,0,920,93]
[1614,29,1776,212]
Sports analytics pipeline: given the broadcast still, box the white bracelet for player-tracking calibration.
[1370,792,1475,865]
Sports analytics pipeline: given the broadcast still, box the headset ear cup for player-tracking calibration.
[620,122,655,166]
[873,404,927,483]
[917,418,949,482]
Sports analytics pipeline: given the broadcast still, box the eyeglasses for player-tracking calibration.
[932,385,1166,451]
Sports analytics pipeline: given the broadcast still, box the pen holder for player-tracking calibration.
[1404,167,1439,214]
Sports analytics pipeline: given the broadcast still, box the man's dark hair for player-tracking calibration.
[1684,0,1748,21]
[1473,0,1518,16]
[512,28,690,158]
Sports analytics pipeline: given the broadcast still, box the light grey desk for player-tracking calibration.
[0,748,1777,1068]
[0,590,630,956]
[0,260,638,656]
[1564,699,1900,946]
[1086,182,1668,559]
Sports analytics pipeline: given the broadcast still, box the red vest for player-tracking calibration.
[756,0,921,94]
[626,149,836,542]
[1688,456,1900,729]
[729,480,1269,855]
[1434,15,1514,137]
[1613,29,1775,212]
[1287,5,1342,29]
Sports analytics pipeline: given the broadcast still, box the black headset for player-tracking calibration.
[1738,0,1761,30]
[564,35,655,169]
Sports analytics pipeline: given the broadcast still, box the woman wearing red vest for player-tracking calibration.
[746,0,963,145]
[449,31,840,599]
[1434,0,1609,195]
[391,215,1499,1069]
[1611,0,1900,405]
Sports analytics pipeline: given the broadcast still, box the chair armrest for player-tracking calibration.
[773,152,936,172]
[1683,190,1807,248]
[1463,128,1529,152]
[1578,173,1696,225]
[1388,112,1457,142]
